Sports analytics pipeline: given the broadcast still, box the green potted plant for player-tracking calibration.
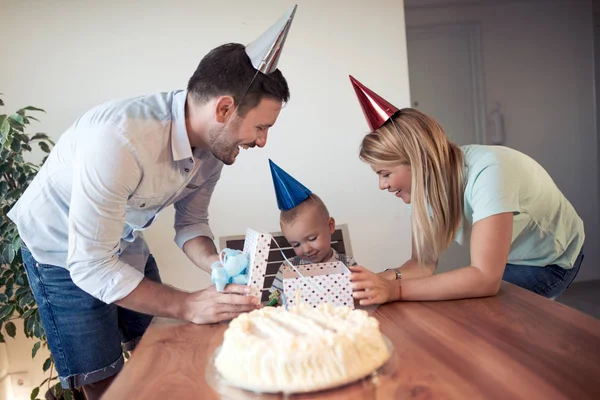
[0,95,84,400]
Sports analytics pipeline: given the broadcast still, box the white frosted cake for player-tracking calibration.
[214,303,390,393]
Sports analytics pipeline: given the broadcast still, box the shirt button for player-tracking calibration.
[184,168,190,173]
[188,158,193,163]
[140,203,146,208]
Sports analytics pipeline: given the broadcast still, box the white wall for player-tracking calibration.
[406,0,600,281]
[0,344,8,400]
[0,376,10,400]
[1,337,47,400]
[0,344,7,381]
[1,332,51,400]
[0,0,411,380]
[3,331,50,400]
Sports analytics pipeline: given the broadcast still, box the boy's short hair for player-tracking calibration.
[280,193,330,226]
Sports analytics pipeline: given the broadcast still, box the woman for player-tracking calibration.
[347,75,585,304]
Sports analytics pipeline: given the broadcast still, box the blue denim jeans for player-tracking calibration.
[502,249,584,299]
[21,243,161,389]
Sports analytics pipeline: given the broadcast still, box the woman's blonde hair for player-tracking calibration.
[359,108,465,265]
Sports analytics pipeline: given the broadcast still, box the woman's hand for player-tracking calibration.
[349,266,401,305]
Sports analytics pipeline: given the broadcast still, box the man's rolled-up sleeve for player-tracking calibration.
[173,168,222,248]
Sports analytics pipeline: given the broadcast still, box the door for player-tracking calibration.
[406,22,486,273]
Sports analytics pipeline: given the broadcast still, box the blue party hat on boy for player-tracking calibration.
[269,159,312,210]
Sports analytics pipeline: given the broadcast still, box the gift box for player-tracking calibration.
[281,261,354,309]
[242,228,273,299]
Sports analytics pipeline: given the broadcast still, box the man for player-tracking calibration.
[8,6,297,399]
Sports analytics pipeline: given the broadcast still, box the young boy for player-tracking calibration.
[268,160,357,306]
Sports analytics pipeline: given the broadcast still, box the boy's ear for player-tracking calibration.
[328,217,335,234]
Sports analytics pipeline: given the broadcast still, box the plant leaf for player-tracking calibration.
[0,304,15,321]
[15,286,30,297]
[32,341,41,359]
[42,356,52,372]
[19,292,34,309]
[33,320,44,338]
[30,133,50,141]
[5,321,16,338]
[5,284,13,298]
[30,387,39,400]
[64,389,73,400]
[12,234,21,250]
[10,139,21,153]
[2,244,15,265]
[38,142,50,153]
[0,181,7,197]
[22,318,30,338]
[17,106,45,114]
[52,382,62,397]
[9,113,25,125]
[22,308,36,319]
[0,120,9,147]
[15,273,26,287]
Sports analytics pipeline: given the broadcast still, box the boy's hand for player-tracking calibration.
[349,266,401,306]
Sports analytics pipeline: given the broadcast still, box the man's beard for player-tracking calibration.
[207,119,241,165]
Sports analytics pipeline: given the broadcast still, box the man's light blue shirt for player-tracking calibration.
[8,90,223,303]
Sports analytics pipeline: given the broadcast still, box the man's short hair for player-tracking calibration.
[187,43,290,116]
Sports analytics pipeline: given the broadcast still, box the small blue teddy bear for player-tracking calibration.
[210,248,250,291]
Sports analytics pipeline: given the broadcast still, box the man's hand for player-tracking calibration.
[349,266,400,306]
[116,278,261,324]
[182,284,262,324]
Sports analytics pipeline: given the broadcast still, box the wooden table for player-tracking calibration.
[103,283,600,399]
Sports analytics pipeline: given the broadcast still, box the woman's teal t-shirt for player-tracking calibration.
[455,145,584,269]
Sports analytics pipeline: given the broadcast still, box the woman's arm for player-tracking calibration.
[401,212,512,300]
[352,213,513,304]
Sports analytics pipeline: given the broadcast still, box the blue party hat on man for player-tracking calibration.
[269,159,312,211]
